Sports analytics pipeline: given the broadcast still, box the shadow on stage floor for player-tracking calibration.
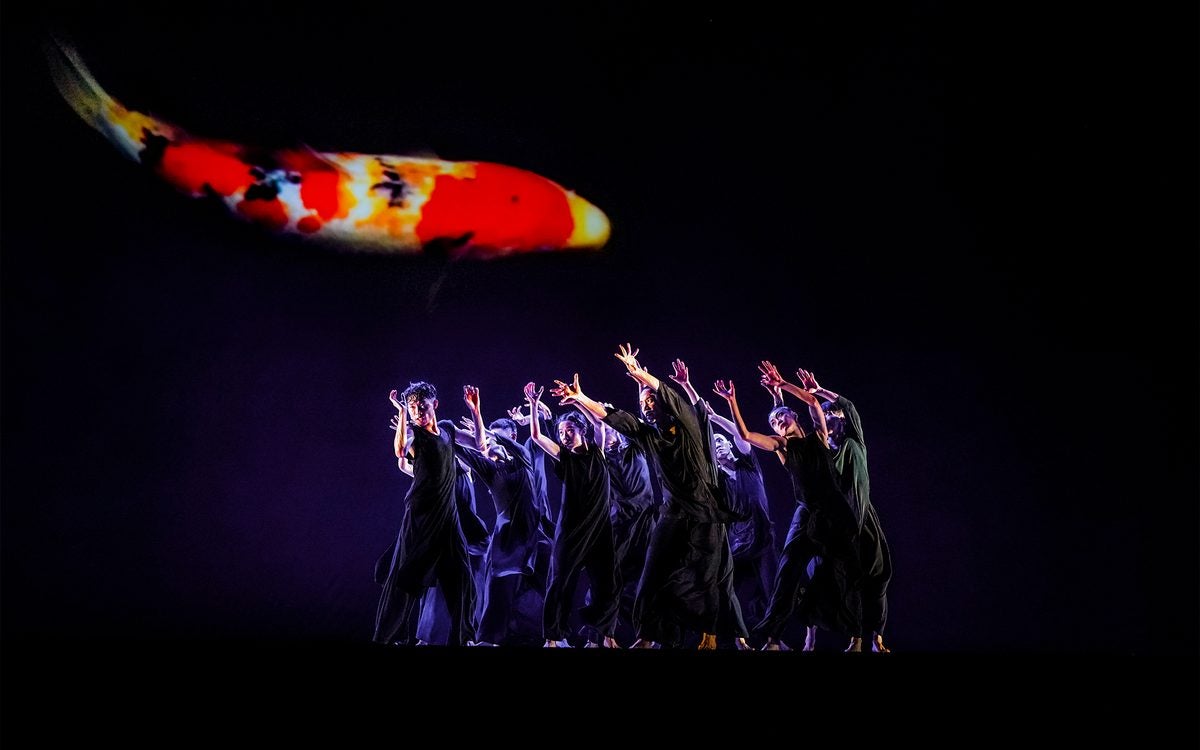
[3,638,1195,742]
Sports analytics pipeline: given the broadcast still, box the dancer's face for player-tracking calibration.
[823,408,845,444]
[768,409,799,437]
[639,388,662,425]
[712,433,734,463]
[406,397,437,428]
[557,420,584,450]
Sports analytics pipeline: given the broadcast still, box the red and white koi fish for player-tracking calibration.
[45,41,610,258]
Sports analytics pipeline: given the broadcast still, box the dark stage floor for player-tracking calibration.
[3,639,1195,742]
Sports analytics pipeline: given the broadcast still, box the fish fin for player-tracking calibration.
[273,142,352,180]
[293,142,342,168]
[422,233,475,261]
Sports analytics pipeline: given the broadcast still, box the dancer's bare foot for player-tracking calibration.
[415,639,429,647]
[760,638,792,651]
[543,639,571,648]
[845,636,863,653]
[734,637,753,651]
[467,640,497,647]
[697,633,718,650]
[871,634,891,653]
[584,636,620,648]
[802,626,817,652]
[629,638,659,649]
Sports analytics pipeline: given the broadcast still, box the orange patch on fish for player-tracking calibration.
[105,102,172,143]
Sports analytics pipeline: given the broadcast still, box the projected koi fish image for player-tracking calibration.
[44,40,610,259]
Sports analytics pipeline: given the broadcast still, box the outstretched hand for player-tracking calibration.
[614,343,642,373]
[758,361,784,388]
[389,414,400,432]
[713,379,737,402]
[457,416,478,436]
[669,358,690,387]
[389,389,403,410]
[795,367,820,392]
[506,406,529,425]
[463,385,481,413]
[524,381,545,405]
[550,374,582,405]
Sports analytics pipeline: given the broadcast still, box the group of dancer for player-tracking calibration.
[371,343,892,651]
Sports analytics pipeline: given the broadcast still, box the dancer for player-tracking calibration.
[795,367,893,653]
[525,383,621,648]
[372,382,477,647]
[451,388,551,646]
[706,407,779,630]
[552,345,735,650]
[586,413,658,643]
[713,364,861,651]
[505,403,558,537]
[666,358,754,650]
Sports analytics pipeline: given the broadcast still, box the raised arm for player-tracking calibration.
[705,402,754,456]
[760,377,785,408]
[571,398,609,447]
[712,380,785,452]
[550,372,609,423]
[614,342,661,392]
[524,382,561,460]
[463,385,488,452]
[799,367,864,444]
[533,400,555,446]
[796,367,840,404]
[388,389,415,474]
[760,361,829,446]
[669,358,701,405]
[387,414,415,475]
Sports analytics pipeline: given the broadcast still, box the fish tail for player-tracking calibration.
[43,36,176,163]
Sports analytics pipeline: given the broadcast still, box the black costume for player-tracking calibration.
[721,444,779,628]
[373,420,477,646]
[828,395,892,637]
[525,414,558,538]
[455,436,551,645]
[604,383,740,645]
[543,443,620,641]
[755,432,861,640]
[603,439,659,632]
